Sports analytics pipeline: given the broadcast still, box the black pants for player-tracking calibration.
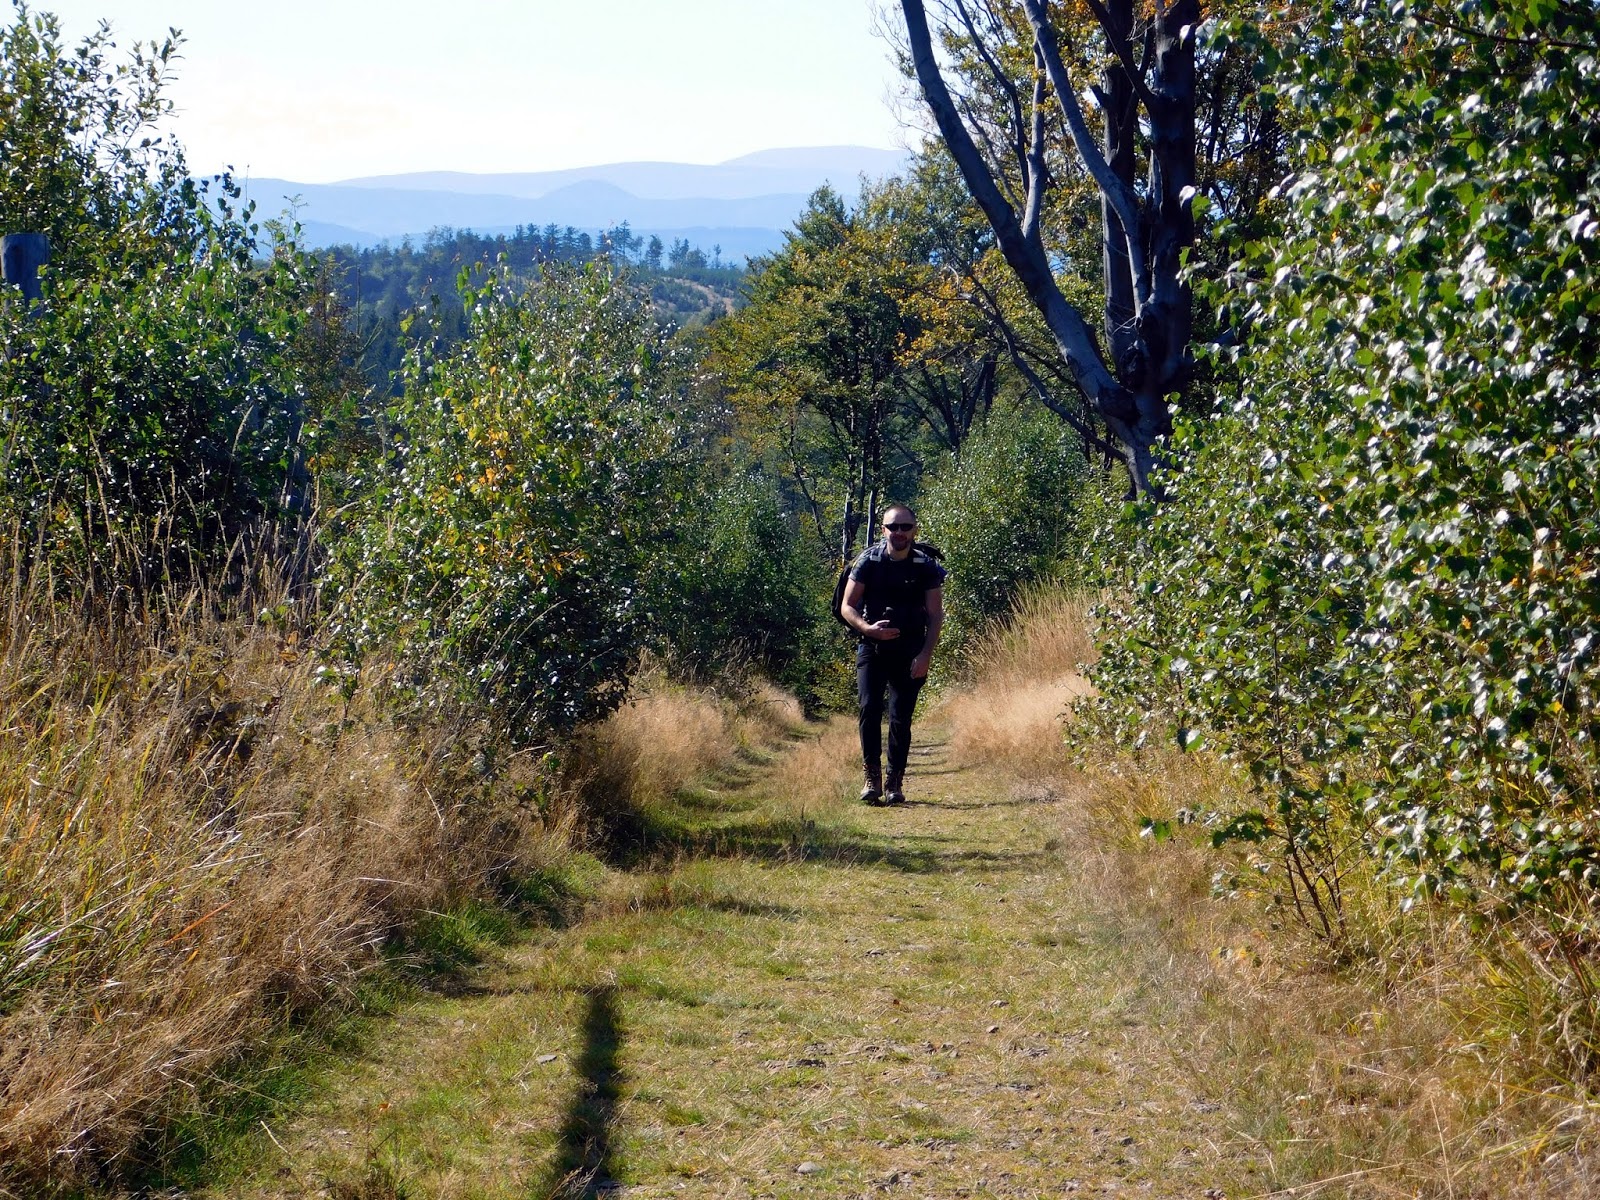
[857,645,926,779]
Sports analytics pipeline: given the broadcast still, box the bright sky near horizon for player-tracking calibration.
[33,1,913,182]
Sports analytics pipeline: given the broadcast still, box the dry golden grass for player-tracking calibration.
[760,714,860,817]
[555,671,856,929]
[0,540,562,1194]
[215,706,1245,1200]
[964,585,1098,685]
[940,586,1094,776]
[1058,750,1600,1196]
[560,670,814,839]
[0,520,828,1197]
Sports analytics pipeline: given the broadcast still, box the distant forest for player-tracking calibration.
[321,221,746,391]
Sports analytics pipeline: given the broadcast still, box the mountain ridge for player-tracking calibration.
[327,145,905,201]
[251,145,907,256]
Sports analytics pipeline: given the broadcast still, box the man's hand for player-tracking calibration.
[910,653,932,679]
[866,620,901,641]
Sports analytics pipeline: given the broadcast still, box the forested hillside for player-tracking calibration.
[320,224,745,392]
[3,0,1599,1195]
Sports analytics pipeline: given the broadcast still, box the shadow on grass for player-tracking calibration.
[603,808,1049,876]
[667,783,761,815]
[536,985,625,1199]
[704,895,802,919]
[618,886,803,921]
[898,763,972,778]
[913,793,1061,811]
[733,742,781,767]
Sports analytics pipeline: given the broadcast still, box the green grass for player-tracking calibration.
[201,724,1250,1200]
[400,903,522,976]
[147,705,1597,1200]
[119,886,576,1195]
[122,976,399,1192]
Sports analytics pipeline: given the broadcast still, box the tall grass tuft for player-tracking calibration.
[940,586,1094,777]
[561,668,816,848]
[0,526,561,1192]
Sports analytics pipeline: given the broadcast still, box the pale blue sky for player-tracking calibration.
[33,1,912,181]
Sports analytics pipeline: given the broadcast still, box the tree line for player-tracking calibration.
[319,223,745,395]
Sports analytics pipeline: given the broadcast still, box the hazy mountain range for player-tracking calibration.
[247,146,908,261]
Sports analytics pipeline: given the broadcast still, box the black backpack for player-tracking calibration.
[832,542,944,630]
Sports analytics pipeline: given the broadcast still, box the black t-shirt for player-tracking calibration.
[847,543,946,652]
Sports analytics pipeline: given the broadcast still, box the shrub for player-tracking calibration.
[651,471,831,700]
[0,6,326,577]
[0,533,562,1192]
[1087,1,1600,940]
[1,239,319,568]
[918,405,1091,657]
[327,262,694,738]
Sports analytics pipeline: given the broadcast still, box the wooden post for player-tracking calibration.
[2,232,50,304]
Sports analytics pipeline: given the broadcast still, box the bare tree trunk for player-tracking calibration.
[782,411,829,548]
[898,0,1196,498]
[867,403,883,537]
[840,452,858,563]
[1141,1,1198,416]
[1099,0,1139,375]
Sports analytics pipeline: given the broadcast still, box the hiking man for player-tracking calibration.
[839,504,946,805]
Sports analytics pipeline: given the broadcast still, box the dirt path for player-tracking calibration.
[222,721,1247,1199]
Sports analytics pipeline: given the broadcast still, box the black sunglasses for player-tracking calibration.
[884,522,916,532]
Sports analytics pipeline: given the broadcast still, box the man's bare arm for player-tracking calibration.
[841,577,900,641]
[911,587,944,679]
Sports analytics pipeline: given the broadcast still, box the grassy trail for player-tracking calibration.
[220,719,1250,1199]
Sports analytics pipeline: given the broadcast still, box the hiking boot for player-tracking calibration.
[859,764,883,806]
[883,773,906,805]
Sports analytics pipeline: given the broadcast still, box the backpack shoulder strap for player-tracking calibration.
[833,545,878,628]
